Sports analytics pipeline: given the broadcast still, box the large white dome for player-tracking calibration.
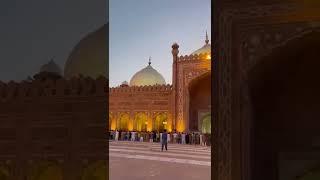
[129,60,166,87]
[64,24,108,79]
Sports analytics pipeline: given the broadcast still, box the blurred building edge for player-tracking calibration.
[0,72,108,179]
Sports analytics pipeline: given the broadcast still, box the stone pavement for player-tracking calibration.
[109,141,211,180]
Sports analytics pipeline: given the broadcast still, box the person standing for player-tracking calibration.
[173,131,178,144]
[167,132,171,143]
[182,132,186,144]
[161,129,168,151]
[115,130,119,141]
[178,132,182,144]
[160,132,163,144]
[156,131,160,142]
[186,133,189,144]
[191,132,195,144]
[150,131,153,143]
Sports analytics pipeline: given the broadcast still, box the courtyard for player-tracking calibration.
[109,141,211,180]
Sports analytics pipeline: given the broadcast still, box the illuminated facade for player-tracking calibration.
[109,33,212,133]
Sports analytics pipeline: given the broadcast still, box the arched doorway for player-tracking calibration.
[153,113,168,132]
[117,113,129,131]
[189,72,211,132]
[200,113,211,134]
[134,112,147,131]
[248,31,320,180]
[28,161,62,180]
[81,161,107,180]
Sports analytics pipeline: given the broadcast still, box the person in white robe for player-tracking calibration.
[182,132,186,144]
[115,130,119,141]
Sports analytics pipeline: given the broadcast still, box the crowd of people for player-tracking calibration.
[109,130,211,146]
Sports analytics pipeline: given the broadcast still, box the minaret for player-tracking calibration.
[205,30,209,45]
[171,42,179,131]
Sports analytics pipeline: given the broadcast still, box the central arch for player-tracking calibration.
[188,72,211,132]
[153,112,168,132]
[248,31,320,180]
[134,112,147,131]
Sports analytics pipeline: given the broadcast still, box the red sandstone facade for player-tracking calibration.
[109,44,211,133]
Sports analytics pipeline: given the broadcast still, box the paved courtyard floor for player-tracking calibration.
[109,141,211,180]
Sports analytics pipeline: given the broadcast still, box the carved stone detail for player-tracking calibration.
[214,1,320,180]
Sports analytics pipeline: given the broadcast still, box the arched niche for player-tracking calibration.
[188,72,211,132]
[153,112,168,132]
[134,112,147,131]
[117,113,129,131]
[247,31,320,180]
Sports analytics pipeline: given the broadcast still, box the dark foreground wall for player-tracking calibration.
[213,0,320,180]
[0,74,107,179]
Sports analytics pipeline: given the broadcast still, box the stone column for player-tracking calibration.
[147,111,152,131]
[129,112,134,131]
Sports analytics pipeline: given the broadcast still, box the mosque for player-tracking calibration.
[109,32,211,133]
[37,23,211,134]
[39,24,212,133]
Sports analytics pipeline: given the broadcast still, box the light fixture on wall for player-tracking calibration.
[206,54,211,60]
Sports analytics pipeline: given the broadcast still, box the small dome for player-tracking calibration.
[64,24,108,79]
[191,31,211,55]
[121,81,129,85]
[130,58,166,87]
[40,59,62,75]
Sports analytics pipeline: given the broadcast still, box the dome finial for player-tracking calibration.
[205,30,209,45]
[148,56,151,66]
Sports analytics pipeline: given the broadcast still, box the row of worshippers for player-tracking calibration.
[109,130,211,146]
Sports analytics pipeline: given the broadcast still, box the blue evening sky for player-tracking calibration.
[109,0,211,87]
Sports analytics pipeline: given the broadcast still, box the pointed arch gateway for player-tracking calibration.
[134,112,148,131]
[117,113,129,131]
[153,112,168,132]
[188,72,211,133]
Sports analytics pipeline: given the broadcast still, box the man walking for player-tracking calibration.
[161,129,168,151]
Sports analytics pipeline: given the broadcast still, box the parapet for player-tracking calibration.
[0,76,108,100]
[178,52,211,62]
[109,84,172,93]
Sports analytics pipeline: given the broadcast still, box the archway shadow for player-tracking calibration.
[189,72,211,132]
[248,31,320,180]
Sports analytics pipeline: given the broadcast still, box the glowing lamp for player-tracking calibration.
[206,54,211,60]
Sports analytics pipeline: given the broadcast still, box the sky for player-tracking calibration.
[0,0,107,82]
[109,0,211,87]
